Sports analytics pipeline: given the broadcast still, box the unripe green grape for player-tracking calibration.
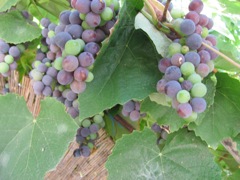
[88,142,94,149]
[207,60,214,72]
[176,90,191,103]
[34,61,41,68]
[187,73,202,84]
[191,83,207,97]
[179,38,186,45]
[48,30,55,38]
[31,69,43,81]
[172,18,185,36]
[181,62,195,76]
[82,21,94,30]
[90,133,97,140]
[100,120,105,128]
[45,62,51,67]
[93,114,103,124]
[82,119,91,127]
[65,40,81,56]
[41,45,48,53]
[178,77,184,83]
[171,8,184,19]
[4,55,14,64]
[181,45,189,54]
[105,0,113,6]
[113,0,120,11]
[168,42,182,56]
[0,62,9,73]
[53,57,63,70]
[79,13,86,20]
[86,72,94,82]
[185,112,198,123]
[201,27,209,38]
[101,7,114,21]
[75,39,85,52]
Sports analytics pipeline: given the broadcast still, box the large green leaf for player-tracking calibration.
[0,0,20,12]
[0,10,41,43]
[189,73,240,148]
[78,0,164,120]
[218,0,240,14]
[0,94,78,180]
[106,128,221,179]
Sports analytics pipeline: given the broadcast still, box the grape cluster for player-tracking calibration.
[73,113,105,157]
[0,39,23,77]
[30,0,120,118]
[156,0,218,121]
[121,100,142,121]
[151,123,168,145]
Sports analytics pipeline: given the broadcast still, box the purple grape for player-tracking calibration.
[78,52,95,67]
[75,0,91,14]
[0,54,5,62]
[76,134,85,144]
[80,127,91,137]
[172,98,180,109]
[0,41,10,54]
[53,90,61,97]
[9,61,17,70]
[95,29,106,43]
[9,46,20,58]
[42,75,53,86]
[37,63,48,73]
[121,109,129,117]
[65,99,72,107]
[57,70,74,85]
[185,11,200,24]
[33,81,44,94]
[69,10,82,24]
[189,0,204,13]
[54,32,72,48]
[50,44,60,53]
[186,33,202,50]
[82,30,97,43]
[71,0,77,8]
[65,24,83,39]
[206,46,219,60]
[101,20,115,35]
[198,14,209,27]
[185,51,200,67]
[181,80,193,91]
[123,100,135,113]
[190,97,206,113]
[165,80,182,98]
[206,35,217,46]
[196,63,210,77]
[62,55,79,72]
[62,89,70,98]
[171,53,185,67]
[180,19,196,36]
[59,10,71,25]
[55,24,66,34]
[151,123,162,133]
[48,23,57,31]
[135,102,140,111]
[42,86,52,96]
[66,90,77,101]
[84,42,100,56]
[129,110,140,121]
[91,0,106,14]
[206,18,214,29]
[156,79,167,93]
[177,103,192,118]
[67,107,79,118]
[89,124,99,133]
[195,24,202,34]
[73,149,81,157]
[41,18,50,28]
[70,80,86,94]
[158,58,171,73]
[85,12,101,28]
[80,145,91,157]
[198,50,211,63]
[74,67,89,82]
[164,66,182,81]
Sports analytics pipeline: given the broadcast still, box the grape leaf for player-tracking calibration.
[106,128,221,179]
[189,73,240,148]
[0,94,78,179]
[135,13,171,57]
[0,10,41,43]
[78,0,164,120]
[218,0,240,14]
[0,0,20,12]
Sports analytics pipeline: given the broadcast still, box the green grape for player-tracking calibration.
[101,7,113,21]
[207,60,214,72]
[178,77,184,83]
[31,69,43,81]
[48,30,55,38]
[176,90,191,103]
[82,21,94,30]
[45,62,51,67]
[172,18,185,36]
[201,27,209,38]
[168,42,182,56]
[86,72,94,82]
[65,40,82,56]
[113,0,120,11]
[79,13,86,20]
[34,61,41,68]
[93,114,103,124]
[187,73,202,84]
[0,62,9,73]
[105,0,113,6]
[185,112,198,123]
[4,55,14,64]
[75,39,85,52]
[90,133,97,140]
[88,142,94,149]
[82,119,91,127]
[191,83,207,97]
[41,45,48,53]
[171,8,184,19]
[181,45,189,54]
[53,57,63,70]
[180,62,195,76]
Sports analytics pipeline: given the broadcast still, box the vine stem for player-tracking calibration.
[222,138,240,164]
[202,42,240,69]
[162,0,172,22]
[114,115,135,132]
